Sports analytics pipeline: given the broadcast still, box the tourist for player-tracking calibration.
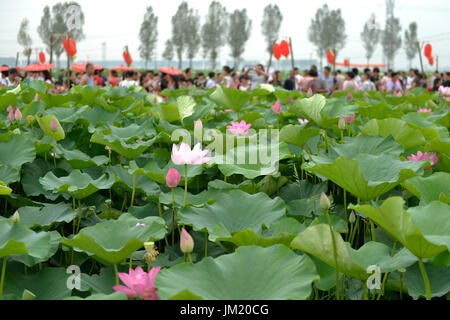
[360,73,376,91]
[194,72,206,88]
[80,63,95,86]
[239,75,251,91]
[352,68,362,88]
[0,68,18,87]
[386,72,403,94]
[218,65,233,88]
[244,64,268,90]
[205,72,216,89]
[304,69,319,94]
[119,71,139,88]
[270,70,283,87]
[317,66,335,94]
[334,69,345,91]
[283,70,296,91]
[342,71,359,91]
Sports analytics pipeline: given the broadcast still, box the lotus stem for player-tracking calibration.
[158,201,169,246]
[76,199,82,234]
[370,220,376,241]
[343,190,347,222]
[205,232,208,257]
[0,257,7,300]
[183,164,188,208]
[114,264,119,286]
[187,252,193,263]
[362,282,368,300]
[326,209,340,300]
[418,258,431,300]
[172,188,176,245]
[130,173,136,208]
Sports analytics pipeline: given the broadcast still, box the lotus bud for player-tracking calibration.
[166,168,181,188]
[14,108,22,121]
[194,119,203,130]
[271,101,281,114]
[7,106,13,113]
[307,88,313,97]
[349,211,356,224]
[320,192,331,210]
[7,110,15,122]
[50,119,58,132]
[338,117,346,130]
[12,210,20,223]
[180,227,194,253]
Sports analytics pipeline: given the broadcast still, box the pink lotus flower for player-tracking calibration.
[438,86,450,96]
[7,108,15,122]
[364,92,368,98]
[171,142,211,165]
[14,108,22,121]
[446,97,450,102]
[50,119,58,132]
[113,266,161,300]
[407,151,439,170]
[344,113,355,124]
[271,101,281,114]
[135,222,146,227]
[395,91,402,97]
[226,120,252,136]
[347,93,353,100]
[180,227,194,253]
[166,168,181,188]
[298,118,309,125]
[194,119,203,130]
[417,108,432,114]
[224,109,233,112]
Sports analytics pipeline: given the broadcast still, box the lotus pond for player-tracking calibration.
[0,81,449,300]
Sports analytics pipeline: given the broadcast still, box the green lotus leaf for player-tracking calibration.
[79,266,116,294]
[90,124,157,159]
[215,142,291,179]
[290,224,416,280]
[154,245,319,300]
[0,164,20,186]
[36,115,65,141]
[9,231,61,267]
[362,118,426,150]
[55,144,108,169]
[178,190,286,242]
[223,217,307,247]
[328,135,404,159]
[157,103,180,122]
[404,262,450,300]
[176,95,196,123]
[0,181,12,195]
[159,187,222,207]
[418,126,450,157]
[3,267,72,300]
[0,220,56,259]
[45,106,90,123]
[305,154,423,200]
[279,180,328,216]
[402,172,450,205]
[0,133,36,169]
[289,94,326,125]
[350,197,449,258]
[39,169,115,200]
[17,203,77,229]
[61,213,167,265]
[209,85,250,112]
[279,125,321,148]
[107,165,160,197]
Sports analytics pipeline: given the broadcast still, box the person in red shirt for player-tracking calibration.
[94,70,103,86]
[108,70,121,87]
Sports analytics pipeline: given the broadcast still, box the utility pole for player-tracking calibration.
[436,56,439,72]
[15,52,19,66]
[416,40,425,75]
[49,32,66,67]
[102,42,106,66]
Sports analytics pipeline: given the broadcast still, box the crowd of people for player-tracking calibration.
[1,62,449,96]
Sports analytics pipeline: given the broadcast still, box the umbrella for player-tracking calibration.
[23,63,55,72]
[72,62,103,73]
[158,66,182,76]
[110,64,136,71]
[0,66,9,72]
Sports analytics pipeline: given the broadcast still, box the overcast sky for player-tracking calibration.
[1,0,449,70]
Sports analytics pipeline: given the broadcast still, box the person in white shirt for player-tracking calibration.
[1,68,19,87]
[352,68,362,88]
[360,73,376,91]
[205,72,217,89]
[218,66,233,88]
[238,75,250,91]
[243,64,269,90]
[119,71,139,88]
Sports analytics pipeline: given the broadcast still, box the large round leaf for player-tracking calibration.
[209,85,250,112]
[36,115,65,141]
[54,144,109,169]
[290,224,417,281]
[178,190,286,242]
[402,172,450,205]
[0,220,57,260]
[0,181,12,195]
[17,203,77,229]
[350,198,449,258]
[61,213,167,265]
[0,133,36,169]
[39,169,115,200]
[154,245,319,300]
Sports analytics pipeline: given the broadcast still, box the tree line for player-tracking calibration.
[16,0,418,70]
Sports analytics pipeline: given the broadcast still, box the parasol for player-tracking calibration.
[157,66,183,76]
[72,62,103,73]
[0,66,9,72]
[23,63,55,72]
[110,64,136,71]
